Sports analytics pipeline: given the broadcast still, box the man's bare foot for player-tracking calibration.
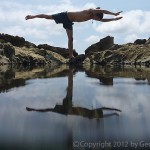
[70,55,75,59]
[73,49,78,57]
[25,15,33,20]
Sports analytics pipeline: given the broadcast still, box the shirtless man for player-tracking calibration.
[25,8,123,60]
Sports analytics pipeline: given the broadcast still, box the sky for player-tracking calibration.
[0,0,150,53]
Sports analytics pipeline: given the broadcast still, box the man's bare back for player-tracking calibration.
[67,9,93,22]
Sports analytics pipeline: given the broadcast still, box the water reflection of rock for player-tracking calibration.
[0,64,69,93]
[1,64,150,149]
[1,64,150,93]
[0,69,25,93]
[84,65,150,84]
[86,71,113,86]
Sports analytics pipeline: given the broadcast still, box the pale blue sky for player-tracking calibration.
[0,0,150,53]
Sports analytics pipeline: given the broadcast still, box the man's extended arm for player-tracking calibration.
[100,17,123,22]
[91,9,123,16]
[93,16,122,22]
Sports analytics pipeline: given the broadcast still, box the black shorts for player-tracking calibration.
[52,12,74,30]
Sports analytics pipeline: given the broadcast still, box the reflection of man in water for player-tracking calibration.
[26,68,121,118]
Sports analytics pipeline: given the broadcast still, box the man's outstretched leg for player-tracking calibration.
[25,14,53,20]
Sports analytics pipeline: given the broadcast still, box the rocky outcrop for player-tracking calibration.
[13,46,67,65]
[0,33,150,67]
[85,36,114,55]
[84,37,150,67]
[0,33,25,47]
[0,33,68,65]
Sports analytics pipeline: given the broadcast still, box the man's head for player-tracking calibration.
[95,7,103,20]
[95,13,103,20]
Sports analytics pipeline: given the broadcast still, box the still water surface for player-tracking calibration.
[0,65,150,149]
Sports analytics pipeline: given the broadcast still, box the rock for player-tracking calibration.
[109,44,122,50]
[84,36,150,66]
[38,44,68,58]
[38,44,78,58]
[0,43,4,49]
[69,54,85,64]
[75,54,85,63]
[0,33,25,47]
[134,39,146,45]
[0,39,5,43]
[0,49,4,55]
[85,36,114,54]
[146,38,150,45]
[3,43,15,59]
[33,48,47,57]
[44,50,67,64]
[25,41,37,48]
[73,49,78,57]
[100,36,114,50]
[0,56,9,64]
[1,32,150,67]
[75,54,85,62]
[0,33,69,65]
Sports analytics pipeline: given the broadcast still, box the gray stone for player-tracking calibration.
[85,36,114,54]
[99,36,114,50]
[134,39,146,45]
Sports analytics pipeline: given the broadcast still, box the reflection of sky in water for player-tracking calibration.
[0,71,150,148]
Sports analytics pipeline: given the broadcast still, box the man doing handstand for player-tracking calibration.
[25,8,123,60]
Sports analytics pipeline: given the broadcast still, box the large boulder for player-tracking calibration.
[100,36,114,50]
[85,36,114,54]
[134,39,146,45]
[0,33,25,47]
[84,42,150,66]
